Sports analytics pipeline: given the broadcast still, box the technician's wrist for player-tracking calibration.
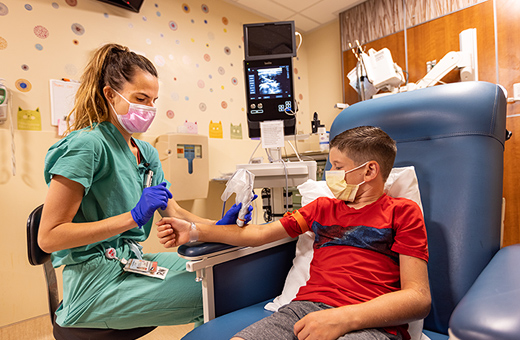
[130,208,144,226]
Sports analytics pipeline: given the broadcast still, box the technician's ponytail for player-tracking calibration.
[65,43,158,134]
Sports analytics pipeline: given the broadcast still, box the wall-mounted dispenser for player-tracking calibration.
[0,79,8,124]
[154,133,209,201]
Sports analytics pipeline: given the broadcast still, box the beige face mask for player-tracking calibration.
[325,162,368,202]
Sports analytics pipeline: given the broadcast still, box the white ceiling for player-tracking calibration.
[222,0,366,33]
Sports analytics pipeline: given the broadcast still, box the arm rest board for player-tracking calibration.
[449,244,520,340]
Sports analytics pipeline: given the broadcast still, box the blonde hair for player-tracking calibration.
[65,43,158,134]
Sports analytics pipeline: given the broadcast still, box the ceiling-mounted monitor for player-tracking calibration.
[97,0,144,13]
[243,21,296,60]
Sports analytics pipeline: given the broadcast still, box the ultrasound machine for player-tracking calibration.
[237,21,317,222]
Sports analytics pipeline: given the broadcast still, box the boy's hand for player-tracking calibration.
[156,217,191,247]
[294,308,352,340]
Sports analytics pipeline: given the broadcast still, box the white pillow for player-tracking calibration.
[264,166,426,340]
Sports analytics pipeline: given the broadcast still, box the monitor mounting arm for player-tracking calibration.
[413,50,474,89]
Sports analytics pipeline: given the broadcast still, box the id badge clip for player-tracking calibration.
[105,248,168,280]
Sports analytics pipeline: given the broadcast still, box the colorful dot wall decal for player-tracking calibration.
[182,3,190,13]
[0,2,9,16]
[204,54,210,62]
[231,77,238,85]
[218,66,225,75]
[35,43,43,50]
[154,55,165,67]
[222,17,228,25]
[21,64,29,71]
[73,39,79,45]
[199,103,207,111]
[15,79,32,92]
[34,26,49,39]
[65,0,77,6]
[224,47,231,55]
[201,4,209,13]
[221,101,228,109]
[24,4,32,11]
[166,110,174,119]
[71,23,85,35]
[169,21,178,30]
[52,2,59,9]
[0,37,7,50]
[197,80,205,88]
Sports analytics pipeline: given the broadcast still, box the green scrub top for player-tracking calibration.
[44,121,170,267]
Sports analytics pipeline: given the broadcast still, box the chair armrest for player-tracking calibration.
[178,242,240,259]
[179,237,297,322]
[449,244,520,340]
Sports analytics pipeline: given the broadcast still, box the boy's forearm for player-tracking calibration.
[341,287,431,331]
[197,221,288,247]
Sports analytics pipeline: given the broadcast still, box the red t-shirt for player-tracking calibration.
[279,194,428,339]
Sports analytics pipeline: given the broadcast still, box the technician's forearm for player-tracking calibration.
[38,212,138,253]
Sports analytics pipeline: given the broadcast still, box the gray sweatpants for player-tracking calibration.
[234,301,403,340]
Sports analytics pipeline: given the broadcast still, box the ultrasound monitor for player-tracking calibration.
[245,58,295,138]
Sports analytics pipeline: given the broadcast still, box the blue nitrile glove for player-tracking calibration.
[131,182,173,227]
[216,194,257,225]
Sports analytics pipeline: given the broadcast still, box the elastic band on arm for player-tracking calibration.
[283,210,310,234]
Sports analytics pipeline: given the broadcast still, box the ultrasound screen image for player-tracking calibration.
[247,65,290,100]
[258,68,283,95]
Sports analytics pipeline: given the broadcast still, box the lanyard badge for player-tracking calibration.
[104,247,168,280]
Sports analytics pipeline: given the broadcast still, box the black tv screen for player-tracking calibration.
[244,58,295,138]
[244,21,296,60]
[97,0,144,13]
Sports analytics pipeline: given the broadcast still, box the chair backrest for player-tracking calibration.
[27,204,48,266]
[26,204,61,324]
[327,81,506,335]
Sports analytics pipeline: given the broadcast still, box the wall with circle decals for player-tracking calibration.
[0,0,311,139]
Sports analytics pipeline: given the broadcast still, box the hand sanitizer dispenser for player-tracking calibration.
[0,80,8,124]
[154,133,209,201]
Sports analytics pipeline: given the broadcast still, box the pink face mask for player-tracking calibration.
[109,90,156,134]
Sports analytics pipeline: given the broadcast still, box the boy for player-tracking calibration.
[157,126,430,340]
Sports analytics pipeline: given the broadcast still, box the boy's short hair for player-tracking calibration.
[329,126,397,182]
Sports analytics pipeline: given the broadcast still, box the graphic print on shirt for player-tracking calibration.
[311,222,398,262]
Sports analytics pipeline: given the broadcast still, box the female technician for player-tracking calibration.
[38,43,248,329]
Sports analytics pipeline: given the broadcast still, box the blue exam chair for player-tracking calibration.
[179,81,518,340]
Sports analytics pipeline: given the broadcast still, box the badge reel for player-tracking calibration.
[104,247,169,280]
